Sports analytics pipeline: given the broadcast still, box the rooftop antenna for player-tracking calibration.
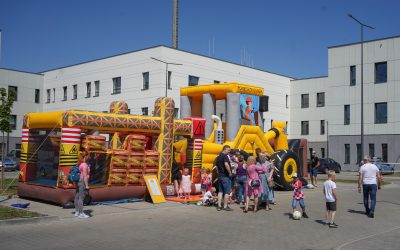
[172,0,179,49]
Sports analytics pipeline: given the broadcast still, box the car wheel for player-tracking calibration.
[271,150,300,191]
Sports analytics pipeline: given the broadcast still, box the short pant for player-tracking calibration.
[201,184,207,191]
[292,198,305,209]
[311,168,318,176]
[217,176,231,195]
[326,201,336,211]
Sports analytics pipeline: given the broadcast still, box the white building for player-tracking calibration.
[2,36,400,170]
[290,36,400,170]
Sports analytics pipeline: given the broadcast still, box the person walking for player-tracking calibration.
[310,151,320,187]
[258,153,274,210]
[74,151,90,219]
[235,154,247,205]
[215,145,233,211]
[244,156,265,213]
[358,155,382,218]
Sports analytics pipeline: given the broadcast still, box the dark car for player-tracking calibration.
[318,158,341,174]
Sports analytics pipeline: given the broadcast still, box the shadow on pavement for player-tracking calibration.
[283,212,293,219]
[347,209,365,215]
[314,219,326,225]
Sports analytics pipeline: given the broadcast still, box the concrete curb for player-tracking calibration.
[0,215,59,226]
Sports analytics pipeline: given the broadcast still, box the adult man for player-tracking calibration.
[215,145,233,211]
[358,155,382,218]
[310,151,320,187]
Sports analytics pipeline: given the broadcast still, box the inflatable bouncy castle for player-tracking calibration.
[18,83,307,206]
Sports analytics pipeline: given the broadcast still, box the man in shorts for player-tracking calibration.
[215,145,233,211]
[310,151,320,187]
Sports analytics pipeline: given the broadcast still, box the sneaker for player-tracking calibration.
[78,213,90,219]
[223,206,233,211]
[302,212,309,218]
[74,211,80,217]
[368,212,374,218]
[329,222,338,228]
[217,206,222,211]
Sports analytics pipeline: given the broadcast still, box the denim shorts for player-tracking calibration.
[218,176,232,195]
[292,198,305,209]
[311,168,318,176]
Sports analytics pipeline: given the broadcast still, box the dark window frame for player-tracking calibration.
[72,84,78,100]
[188,75,199,86]
[382,143,388,162]
[168,71,172,89]
[94,81,100,97]
[63,86,67,101]
[86,82,91,98]
[375,62,387,84]
[301,94,309,108]
[375,102,387,124]
[344,144,350,164]
[141,107,148,116]
[46,89,51,103]
[112,77,122,94]
[316,92,325,107]
[142,72,149,90]
[8,86,18,101]
[9,115,17,130]
[320,120,325,135]
[350,65,356,86]
[35,89,40,104]
[344,105,350,125]
[301,121,309,135]
[369,143,375,158]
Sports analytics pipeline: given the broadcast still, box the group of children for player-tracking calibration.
[291,170,338,228]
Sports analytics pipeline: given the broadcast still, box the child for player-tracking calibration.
[323,170,338,228]
[291,173,308,218]
[202,187,217,206]
[200,168,208,196]
[206,168,212,191]
[181,168,192,199]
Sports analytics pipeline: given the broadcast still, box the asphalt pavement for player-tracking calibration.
[0,175,399,250]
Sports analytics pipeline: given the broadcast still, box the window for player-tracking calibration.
[301,94,309,108]
[271,119,273,128]
[8,86,18,101]
[9,115,17,130]
[142,72,149,90]
[188,75,199,86]
[72,84,78,99]
[375,62,387,83]
[301,121,309,135]
[344,105,350,125]
[369,144,375,158]
[46,89,51,103]
[214,80,220,84]
[52,88,55,103]
[63,86,67,101]
[320,120,325,135]
[174,108,179,118]
[168,71,172,89]
[382,143,388,162]
[127,109,131,114]
[375,102,387,124]
[86,82,91,97]
[350,65,356,86]
[344,144,350,164]
[321,148,325,158]
[94,81,100,97]
[141,107,148,116]
[15,143,21,150]
[35,89,40,103]
[356,144,362,164]
[286,95,288,108]
[316,92,325,107]
[112,77,121,94]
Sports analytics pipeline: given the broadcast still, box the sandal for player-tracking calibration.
[243,208,248,213]
[217,206,222,211]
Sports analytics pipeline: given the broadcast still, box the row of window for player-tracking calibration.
[301,92,325,108]
[344,102,387,125]
[350,61,387,86]
[45,73,203,103]
[344,143,388,164]
[301,120,326,135]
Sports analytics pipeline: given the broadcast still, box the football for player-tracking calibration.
[293,210,302,220]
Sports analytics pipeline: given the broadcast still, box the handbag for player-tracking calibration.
[250,179,260,188]
[268,179,275,188]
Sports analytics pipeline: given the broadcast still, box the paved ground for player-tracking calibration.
[0,174,399,250]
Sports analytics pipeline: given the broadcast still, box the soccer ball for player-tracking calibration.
[293,210,302,220]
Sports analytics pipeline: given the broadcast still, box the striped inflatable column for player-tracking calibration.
[58,127,81,188]
[185,138,203,184]
[19,129,38,182]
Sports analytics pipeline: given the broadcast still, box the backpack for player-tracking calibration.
[68,165,81,183]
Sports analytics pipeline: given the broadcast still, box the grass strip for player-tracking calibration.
[0,205,44,220]
[0,178,19,196]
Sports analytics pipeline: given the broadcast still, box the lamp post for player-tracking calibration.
[348,14,374,161]
[150,57,182,97]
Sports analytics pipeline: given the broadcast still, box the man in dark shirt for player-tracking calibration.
[311,151,320,187]
[215,145,233,211]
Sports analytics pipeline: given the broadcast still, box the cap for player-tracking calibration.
[293,173,298,178]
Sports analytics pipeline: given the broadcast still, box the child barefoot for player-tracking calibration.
[291,173,308,218]
[181,168,192,199]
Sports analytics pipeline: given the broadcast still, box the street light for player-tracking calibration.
[348,14,374,161]
[150,57,182,97]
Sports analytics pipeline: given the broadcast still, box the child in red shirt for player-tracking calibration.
[291,173,308,218]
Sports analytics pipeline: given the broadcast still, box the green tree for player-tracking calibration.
[0,87,15,190]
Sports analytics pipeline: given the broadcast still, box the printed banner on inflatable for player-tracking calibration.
[240,94,259,126]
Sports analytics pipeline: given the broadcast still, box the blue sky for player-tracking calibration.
[0,0,399,79]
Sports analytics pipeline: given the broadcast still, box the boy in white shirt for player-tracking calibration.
[202,187,217,206]
[323,170,338,228]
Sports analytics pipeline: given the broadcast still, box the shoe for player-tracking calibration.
[217,206,222,211]
[243,208,248,213]
[78,213,90,219]
[74,211,80,217]
[302,212,309,218]
[368,212,374,218]
[365,208,370,215]
[329,222,338,228]
[223,206,233,211]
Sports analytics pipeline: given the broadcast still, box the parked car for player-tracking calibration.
[372,157,394,175]
[318,158,341,174]
[0,158,18,171]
